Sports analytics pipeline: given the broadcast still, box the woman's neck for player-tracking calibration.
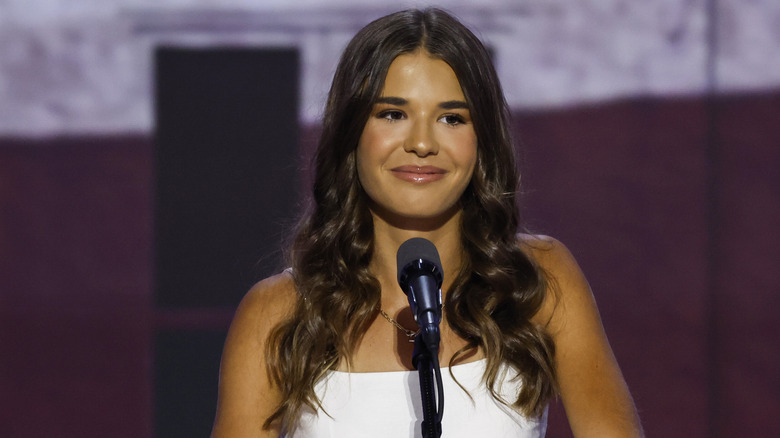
[368,207,465,310]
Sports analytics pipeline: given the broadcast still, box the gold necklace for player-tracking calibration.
[377,307,419,343]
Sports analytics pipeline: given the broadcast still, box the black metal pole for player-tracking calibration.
[413,335,442,438]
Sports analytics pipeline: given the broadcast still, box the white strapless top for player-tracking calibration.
[288,359,547,437]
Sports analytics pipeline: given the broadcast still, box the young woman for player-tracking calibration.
[211,8,643,438]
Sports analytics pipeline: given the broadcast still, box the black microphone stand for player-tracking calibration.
[412,326,443,438]
[396,238,445,437]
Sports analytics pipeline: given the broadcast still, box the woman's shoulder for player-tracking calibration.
[516,233,581,274]
[515,233,590,326]
[223,270,299,348]
[212,271,296,437]
[515,238,644,436]
[235,270,298,328]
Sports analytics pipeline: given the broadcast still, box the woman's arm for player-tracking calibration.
[527,236,644,438]
[211,272,296,438]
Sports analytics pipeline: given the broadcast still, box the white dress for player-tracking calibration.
[288,358,547,437]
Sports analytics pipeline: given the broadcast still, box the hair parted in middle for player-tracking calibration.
[264,8,558,433]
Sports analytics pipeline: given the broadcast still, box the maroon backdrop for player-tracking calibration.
[1,93,778,437]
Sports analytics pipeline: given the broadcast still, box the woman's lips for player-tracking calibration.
[390,165,447,183]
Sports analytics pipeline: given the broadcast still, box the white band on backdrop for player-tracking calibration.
[1,0,780,136]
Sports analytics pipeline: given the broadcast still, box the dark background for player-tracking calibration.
[1,46,778,437]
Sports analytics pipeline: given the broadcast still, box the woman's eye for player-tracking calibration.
[441,114,465,126]
[378,110,404,121]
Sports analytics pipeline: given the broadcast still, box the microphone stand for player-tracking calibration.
[396,238,445,437]
[412,326,443,438]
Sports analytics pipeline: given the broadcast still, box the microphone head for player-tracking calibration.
[396,237,444,291]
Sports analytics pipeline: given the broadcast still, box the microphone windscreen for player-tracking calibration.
[396,237,443,285]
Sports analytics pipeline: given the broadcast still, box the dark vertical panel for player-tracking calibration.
[154,47,299,309]
[153,47,299,437]
[704,1,722,434]
[154,330,226,438]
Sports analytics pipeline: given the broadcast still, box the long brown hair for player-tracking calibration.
[264,8,557,433]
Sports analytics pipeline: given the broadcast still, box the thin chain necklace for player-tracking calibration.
[377,307,420,343]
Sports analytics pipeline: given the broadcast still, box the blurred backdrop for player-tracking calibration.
[1,1,779,437]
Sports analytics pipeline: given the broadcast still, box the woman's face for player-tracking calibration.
[356,50,477,223]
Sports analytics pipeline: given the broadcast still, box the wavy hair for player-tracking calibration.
[264,8,557,433]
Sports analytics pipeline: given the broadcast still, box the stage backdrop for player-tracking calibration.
[2,2,780,437]
[2,90,778,437]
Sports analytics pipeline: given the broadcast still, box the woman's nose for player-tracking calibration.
[403,118,438,157]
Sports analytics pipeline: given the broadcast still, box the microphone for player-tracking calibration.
[396,237,444,350]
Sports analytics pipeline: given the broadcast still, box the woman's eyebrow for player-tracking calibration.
[375,96,408,105]
[439,100,469,110]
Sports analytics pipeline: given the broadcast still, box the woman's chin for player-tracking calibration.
[368,201,462,232]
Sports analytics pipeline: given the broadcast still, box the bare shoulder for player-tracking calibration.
[224,270,298,350]
[516,233,589,328]
[518,234,645,437]
[517,233,582,279]
[235,270,298,330]
[211,270,298,438]
[220,270,298,376]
